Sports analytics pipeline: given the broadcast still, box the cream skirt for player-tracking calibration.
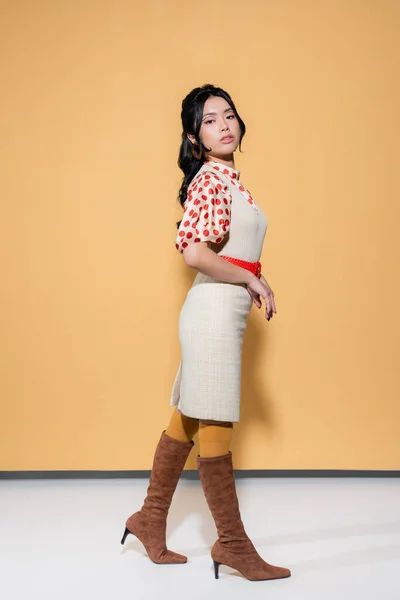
[170,273,253,422]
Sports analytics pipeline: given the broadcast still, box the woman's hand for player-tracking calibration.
[246,274,277,321]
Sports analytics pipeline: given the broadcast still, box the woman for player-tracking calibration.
[121,84,291,582]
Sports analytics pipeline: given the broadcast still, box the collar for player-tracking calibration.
[204,159,241,181]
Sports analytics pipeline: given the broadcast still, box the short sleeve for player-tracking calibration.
[175,170,232,253]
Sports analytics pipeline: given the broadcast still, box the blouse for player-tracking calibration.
[175,159,258,254]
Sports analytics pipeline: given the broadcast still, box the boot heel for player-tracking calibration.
[213,560,221,579]
[120,527,131,545]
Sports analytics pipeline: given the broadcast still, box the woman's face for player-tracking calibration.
[187,95,240,161]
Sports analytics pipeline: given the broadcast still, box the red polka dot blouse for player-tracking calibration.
[175,159,258,253]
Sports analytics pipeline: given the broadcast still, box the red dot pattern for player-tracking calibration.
[175,160,260,254]
[175,169,232,253]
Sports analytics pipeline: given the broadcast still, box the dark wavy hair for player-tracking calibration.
[176,84,246,228]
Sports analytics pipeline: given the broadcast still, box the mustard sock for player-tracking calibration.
[165,408,200,443]
[198,422,233,457]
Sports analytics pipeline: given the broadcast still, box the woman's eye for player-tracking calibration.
[203,114,234,125]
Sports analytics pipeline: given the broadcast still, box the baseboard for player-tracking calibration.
[0,469,399,480]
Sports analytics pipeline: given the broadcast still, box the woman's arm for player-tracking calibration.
[183,242,276,321]
[183,243,275,320]
[183,242,256,286]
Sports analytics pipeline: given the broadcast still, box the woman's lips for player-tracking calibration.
[220,136,234,143]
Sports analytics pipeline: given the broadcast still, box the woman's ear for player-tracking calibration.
[187,133,196,144]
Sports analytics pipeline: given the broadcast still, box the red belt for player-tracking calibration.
[220,255,262,279]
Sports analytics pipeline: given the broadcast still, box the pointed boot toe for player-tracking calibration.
[198,452,291,582]
[155,549,188,564]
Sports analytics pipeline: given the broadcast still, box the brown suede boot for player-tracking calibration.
[197,451,291,581]
[121,430,194,564]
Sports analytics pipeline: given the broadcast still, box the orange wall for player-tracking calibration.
[1,0,399,470]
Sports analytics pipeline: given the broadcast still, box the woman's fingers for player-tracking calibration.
[247,279,276,319]
[246,286,262,308]
[271,293,277,314]
[251,291,262,308]
[254,296,262,308]
[265,293,276,320]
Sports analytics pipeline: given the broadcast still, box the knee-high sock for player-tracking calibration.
[165,408,199,443]
[198,422,233,457]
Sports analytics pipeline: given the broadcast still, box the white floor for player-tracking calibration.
[1,476,399,600]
